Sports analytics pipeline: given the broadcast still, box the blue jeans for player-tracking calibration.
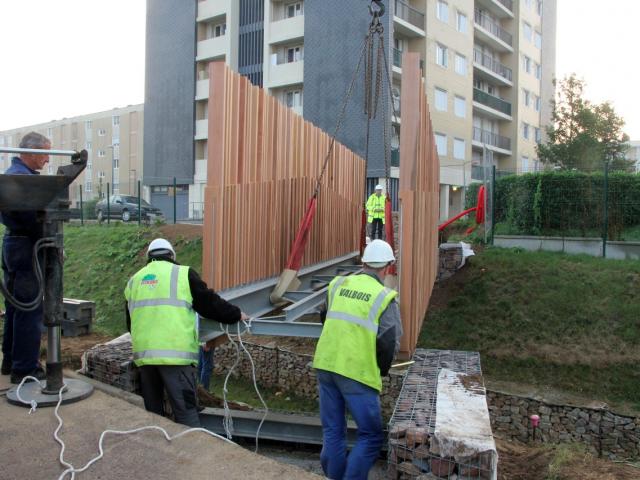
[316,370,384,480]
[197,346,214,390]
[2,236,43,373]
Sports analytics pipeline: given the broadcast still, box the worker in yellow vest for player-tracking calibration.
[313,239,403,480]
[366,184,386,240]
[124,238,247,427]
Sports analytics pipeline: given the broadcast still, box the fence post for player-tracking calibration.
[602,161,609,258]
[79,185,84,226]
[491,165,496,245]
[138,179,142,227]
[173,177,177,225]
[106,182,110,225]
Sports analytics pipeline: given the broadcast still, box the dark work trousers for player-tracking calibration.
[138,364,201,428]
[1,235,43,374]
[369,219,384,240]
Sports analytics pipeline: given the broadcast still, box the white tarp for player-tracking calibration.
[458,242,475,268]
[431,368,498,480]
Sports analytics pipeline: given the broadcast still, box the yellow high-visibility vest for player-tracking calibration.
[366,194,386,224]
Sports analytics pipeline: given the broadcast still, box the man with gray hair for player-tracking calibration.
[1,131,51,383]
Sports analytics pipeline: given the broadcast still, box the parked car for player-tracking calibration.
[95,195,165,223]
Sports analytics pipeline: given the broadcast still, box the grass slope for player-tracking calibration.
[419,247,640,411]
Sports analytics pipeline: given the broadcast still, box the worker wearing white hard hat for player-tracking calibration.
[125,238,249,427]
[365,184,386,241]
[313,239,402,479]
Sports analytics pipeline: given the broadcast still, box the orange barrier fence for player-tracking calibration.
[398,52,441,357]
[203,62,365,291]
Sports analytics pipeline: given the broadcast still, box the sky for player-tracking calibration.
[0,0,639,139]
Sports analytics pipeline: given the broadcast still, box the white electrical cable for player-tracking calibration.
[13,376,237,480]
[221,317,269,453]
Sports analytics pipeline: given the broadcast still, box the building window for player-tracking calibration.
[436,43,448,67]
[435,133,447,156]
[207,22,226,39]
[523,22,532,42]
[98,128,106,136]
[85,121,92,129]
[537,0,543,15]
[454,95,466,118]
[522,55,531,74]
[534,127,542,143]
[523,89,531,107]
[86,141,92,150]
[114,158,120,169]
[47,127,54,138]
[522,156,530,172]
[85,181,92,193]
[534,95,541,112]
[97,149,105,157]
[453,138,465,160]
[112,115,120,126]
[435,88,448,112]
[534,31,542,49]
[522,122,530,140]
[286,1,303,18]
[456,11,467,33]
[454,53,467,76]
[287,45,303,63]
[436,0,449,23]
[285,89,303,108]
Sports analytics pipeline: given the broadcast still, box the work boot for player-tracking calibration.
[10,366,46,385]
[1,357,11,375]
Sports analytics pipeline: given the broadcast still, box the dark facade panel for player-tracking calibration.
[238,0,264,86]
[143,0,196,186]
[303,0,392,178]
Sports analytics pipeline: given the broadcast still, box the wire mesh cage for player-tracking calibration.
[82,340,140,394]
[387,349,496,479]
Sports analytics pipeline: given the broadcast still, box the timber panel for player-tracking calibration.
[203,62,365,291]
[398,53,441,357]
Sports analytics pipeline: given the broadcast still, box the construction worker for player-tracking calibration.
[313,239,402,480]
[124,238,248,427]
[1,132,51,384]
[366,184,386,240]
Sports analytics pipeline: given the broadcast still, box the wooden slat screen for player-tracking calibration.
[398,53,441,357]
[203,62,365,291]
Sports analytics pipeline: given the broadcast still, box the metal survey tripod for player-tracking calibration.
[0,146,94,406]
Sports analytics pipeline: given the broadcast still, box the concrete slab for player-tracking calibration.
[0,364,320,480]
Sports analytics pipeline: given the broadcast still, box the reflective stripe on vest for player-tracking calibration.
[133,349,199,361]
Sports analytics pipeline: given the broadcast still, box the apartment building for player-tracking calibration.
[144,0,556,221]
[626,141,640,173]
[0,104,144,207]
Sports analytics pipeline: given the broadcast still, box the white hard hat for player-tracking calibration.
[375,184,383,190]
[361,239,395,268]
[148,238,176,260]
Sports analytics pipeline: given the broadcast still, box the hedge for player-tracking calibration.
[465,171,640,239]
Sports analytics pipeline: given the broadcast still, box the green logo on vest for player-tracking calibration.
[141,274,158,288]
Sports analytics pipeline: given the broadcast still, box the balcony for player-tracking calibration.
[196,35,227,61]
[195,79,209,100]
[474,9,513,51]
[197,0,229,22]
[496,0,513,12]
[473,48,512,85]
[195,119,208,140]
[393,0,426,37]
[268,61,304,89]
[473,127,511,151]
[269,15,304,45]
[475,0,514,18]
[473,88,512,118]
[393,49,424,72]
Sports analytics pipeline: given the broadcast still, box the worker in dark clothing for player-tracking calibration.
[1,132,50,384]
[125,238,247,427]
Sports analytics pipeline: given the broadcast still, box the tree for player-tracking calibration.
[537,74,631,172]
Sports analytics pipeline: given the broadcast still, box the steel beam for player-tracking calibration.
[199,408,358,446]
[200,317,323,338]
[283,287,327,323]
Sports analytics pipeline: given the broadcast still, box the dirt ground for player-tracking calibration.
[158,223,203,242]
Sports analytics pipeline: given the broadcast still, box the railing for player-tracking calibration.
[393,49,424,72]
[394,0,426,31]
[473,88,512,116]
[495,0,513,12]
[473,127,511,150]
[473,48,512,82]
[474,9,513,46]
